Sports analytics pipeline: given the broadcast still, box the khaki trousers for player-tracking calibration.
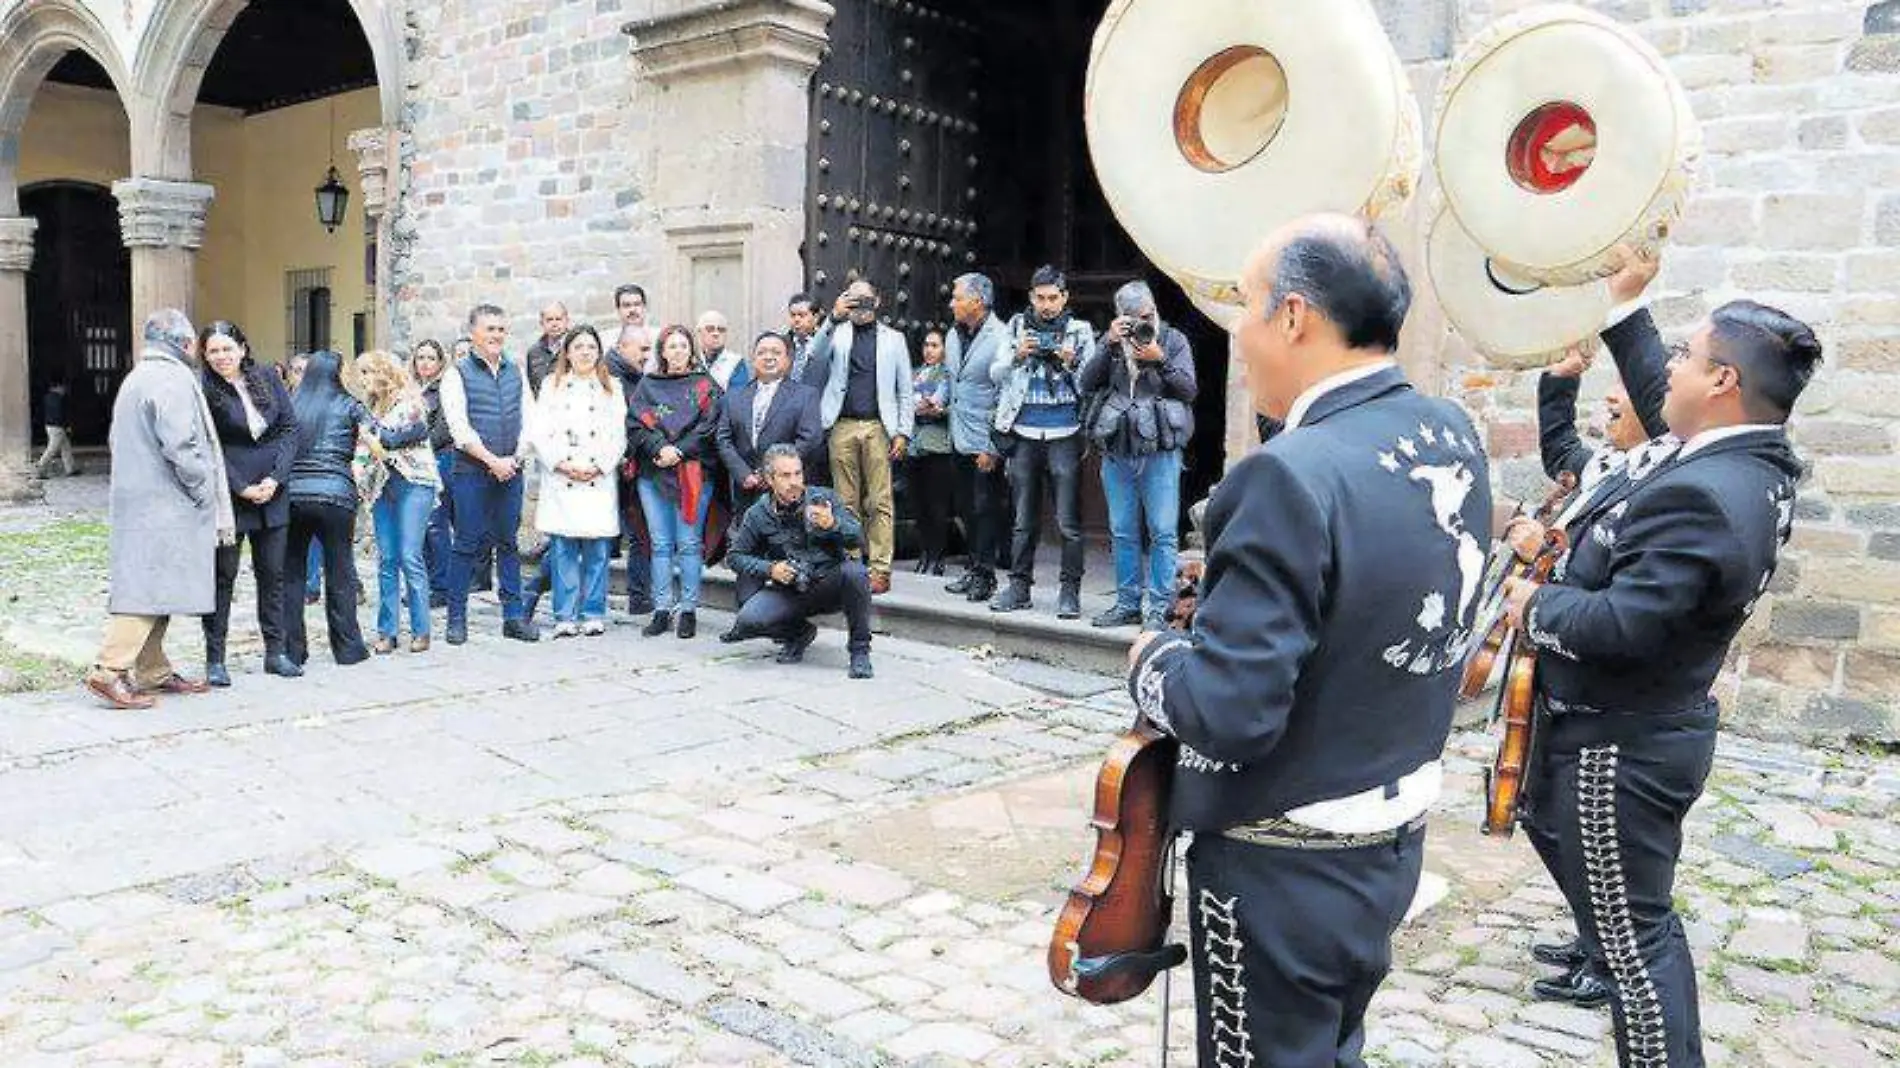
[96,615,176,687]
[35,426,75,477]
[829,418,895,574]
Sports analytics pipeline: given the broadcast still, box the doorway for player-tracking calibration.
[22,181,133,447]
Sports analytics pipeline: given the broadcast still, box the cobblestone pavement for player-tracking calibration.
[1,479,1896,1066]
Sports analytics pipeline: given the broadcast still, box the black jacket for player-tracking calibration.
[202,361,298,532]
[1128,366,1493,831]
[526,337,561,397]
[714,379,824,489]
[727,486,864,584]
[288,351,426,510]
[1538,308,1672,483]
[420,379,453,453]
[1528,327,1803,715]
[1077,324,1198,455]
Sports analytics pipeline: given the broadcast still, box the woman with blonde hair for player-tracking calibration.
[532,325,627,636]
[356,350,440,653]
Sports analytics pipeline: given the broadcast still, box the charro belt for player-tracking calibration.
[1220,813,1429,851]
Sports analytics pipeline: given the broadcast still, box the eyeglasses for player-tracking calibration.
[1668,339,1741,383]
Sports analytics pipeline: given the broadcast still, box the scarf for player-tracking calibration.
[153,347,236,546]
[632,371,718,519]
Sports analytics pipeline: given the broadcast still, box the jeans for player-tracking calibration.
[1102,450,1183,611]
[447,466,526,627]
[621,470,652,610]
[733,559,873,654]
[285,500,368,664]
[638,476,711,613]
[955,453,1012,577]
[305,541,323,599]
[425,450,455,596]
[1004,433,1085,586]
[548,536,612,623]
[373,473,436,640]
[205,524,288,664]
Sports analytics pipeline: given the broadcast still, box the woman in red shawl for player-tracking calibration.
[627,325,722,639]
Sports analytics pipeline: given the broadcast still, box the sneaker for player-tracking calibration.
[676,611,697,640]
[582,620,606,637]
[552,622,579,639]
[1056,584,1082,620]
[1091,604,1144,629]
[502,619,540,643]
[446,624,468,646]
[642,611,672,637]
[990,581,1032,613]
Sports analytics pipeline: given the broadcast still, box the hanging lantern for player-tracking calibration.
[315,165,349,233]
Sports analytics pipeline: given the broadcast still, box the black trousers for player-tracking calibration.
[284,500,368,665]
[955,453,1011,578]
[1003,434,1084,587]
[1186,827,1425,1068]
[1523,719,1605,980]
[1536,702,1717,1068]
[732,559,873,654]
[911,452,957,559]
[204,524,289,664]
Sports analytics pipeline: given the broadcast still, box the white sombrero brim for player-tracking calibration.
[1427,203,1612,370]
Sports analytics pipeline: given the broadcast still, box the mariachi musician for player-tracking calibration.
[1501,292,1818,1066]
[1127,215,1492,1066]
[1508,251,1675,1009]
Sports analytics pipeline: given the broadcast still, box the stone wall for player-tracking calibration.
[1383,0,1900,745]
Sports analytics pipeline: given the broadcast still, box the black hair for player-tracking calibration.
[1708,300,1824,423]
[1267,222,1412,353]
[787,293,816,312]
[614,284,648,307]
[198,320,274,411]
[1030,264,1068,292]
[753,330,790,352]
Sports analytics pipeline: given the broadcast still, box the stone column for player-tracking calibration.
[111,178,216,321]
[0,216,41,501]
[624,0,832,339]
[348,126,401,349]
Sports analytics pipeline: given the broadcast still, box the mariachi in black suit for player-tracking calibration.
[714,378,824,515]
[1523,325,1801,1067]
[1128,364,1492,1068]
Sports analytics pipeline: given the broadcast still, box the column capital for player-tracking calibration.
[0,217,37,273]
[624,0,834,81]
[111,178,217,250]
[347,126,404,221]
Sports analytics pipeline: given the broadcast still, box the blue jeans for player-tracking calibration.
[305,541,323,598]
[637,475,710,613]
[1102,450,1182,611]
[373,472,436,640]
[424,450,455,595]
[548,536,611,624]
[447,465,526,626]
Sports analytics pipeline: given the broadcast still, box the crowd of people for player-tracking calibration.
[80,265,1200,708]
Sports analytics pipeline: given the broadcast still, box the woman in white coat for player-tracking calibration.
[531,325,627,636]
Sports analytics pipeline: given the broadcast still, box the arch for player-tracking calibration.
[0,0,135,214]
[133,0,405,178]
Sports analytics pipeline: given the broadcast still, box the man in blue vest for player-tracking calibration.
[441,303,540,645]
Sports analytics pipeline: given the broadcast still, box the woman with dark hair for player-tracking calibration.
[412,339,455,606]
[283,350,420,666]
[910,328,955,575]
[533,325,627,637]
[627,325,720,639]
[198,321,303,686]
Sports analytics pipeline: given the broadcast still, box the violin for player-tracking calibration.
[1458,471,1579,700]
[1048,715,1187,1005]
[1482,527,1569,837]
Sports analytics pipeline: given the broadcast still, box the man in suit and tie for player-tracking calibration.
[716,331,823,519]
[786,294,830,390]
[811,279,915,595]
[942,272,1013,604]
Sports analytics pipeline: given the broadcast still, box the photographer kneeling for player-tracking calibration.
[723,444,875,679]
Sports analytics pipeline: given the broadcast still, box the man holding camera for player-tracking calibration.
[990,265,1096,618]
[812,279,915,595]
[723,444,875,679]
[1080,280,1198,630]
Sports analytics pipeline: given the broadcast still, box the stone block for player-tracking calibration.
[1797,115,1850,149]
[1868,608,1900,652]
[1848,35,1900,73]
[1877,194,1900,244]
[1729,254,1840,293]
[1846,502,1900,529]
[674,865,802,914]
[1790,524,1869,555]
[1838,295,1900,328]
[1747,644,1841,690]
[1687,17,1753,54]
[1818,457,1900,496]
[1793,419,1893,455]
[1669,53,1755,89]
[1701,115,1791,154]
[1802,557,1900,604]
[1483,416,1538,459]
[1760,193,1865,250]
[1799,695,1895,742]
[1872,532,1900,561]
[1844,650,1900,702]
[1860,106,1900,146]
[1847,251,1900,296]
[1769,600,1861,642]
[1753,8,1863,45]
[1752,44,1847,84]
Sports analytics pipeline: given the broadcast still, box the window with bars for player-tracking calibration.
[285,267,333,358]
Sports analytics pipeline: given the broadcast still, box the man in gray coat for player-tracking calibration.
[942,272,1013,603]
[86,309,233,710]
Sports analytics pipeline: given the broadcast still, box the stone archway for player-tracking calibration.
[0,0,135,494]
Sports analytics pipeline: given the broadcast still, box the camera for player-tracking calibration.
[781,560,812,593]
[1028,326,1069,359]
[1130,320,1158,346]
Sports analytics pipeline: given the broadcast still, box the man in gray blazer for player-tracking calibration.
[943,272,1013,603]
[812,280,915,593]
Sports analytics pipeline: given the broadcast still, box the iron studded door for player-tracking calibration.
[806,0,985,338]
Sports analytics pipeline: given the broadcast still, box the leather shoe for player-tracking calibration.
[1532,938,1589,970]
[445,624,468,646]
[676,611,697,640]
[503,619,541,643]
[206,663,232,688]
[85,670,155,710]
[144,673,211,696]
[945,572,975,595]
[777,621,820,664]
[1533,965,1613,1009]
[264,654,304,678]
[869,570,892,596]
[965,573,997,602]
[848,651,874,679]
[1091,604,1143,629]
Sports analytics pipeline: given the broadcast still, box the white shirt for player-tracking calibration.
[1677,423,1781,460]
[234,382,268,440]
[751,380,780,440]
[440,352,531,457]
[1281,360,1398,432]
